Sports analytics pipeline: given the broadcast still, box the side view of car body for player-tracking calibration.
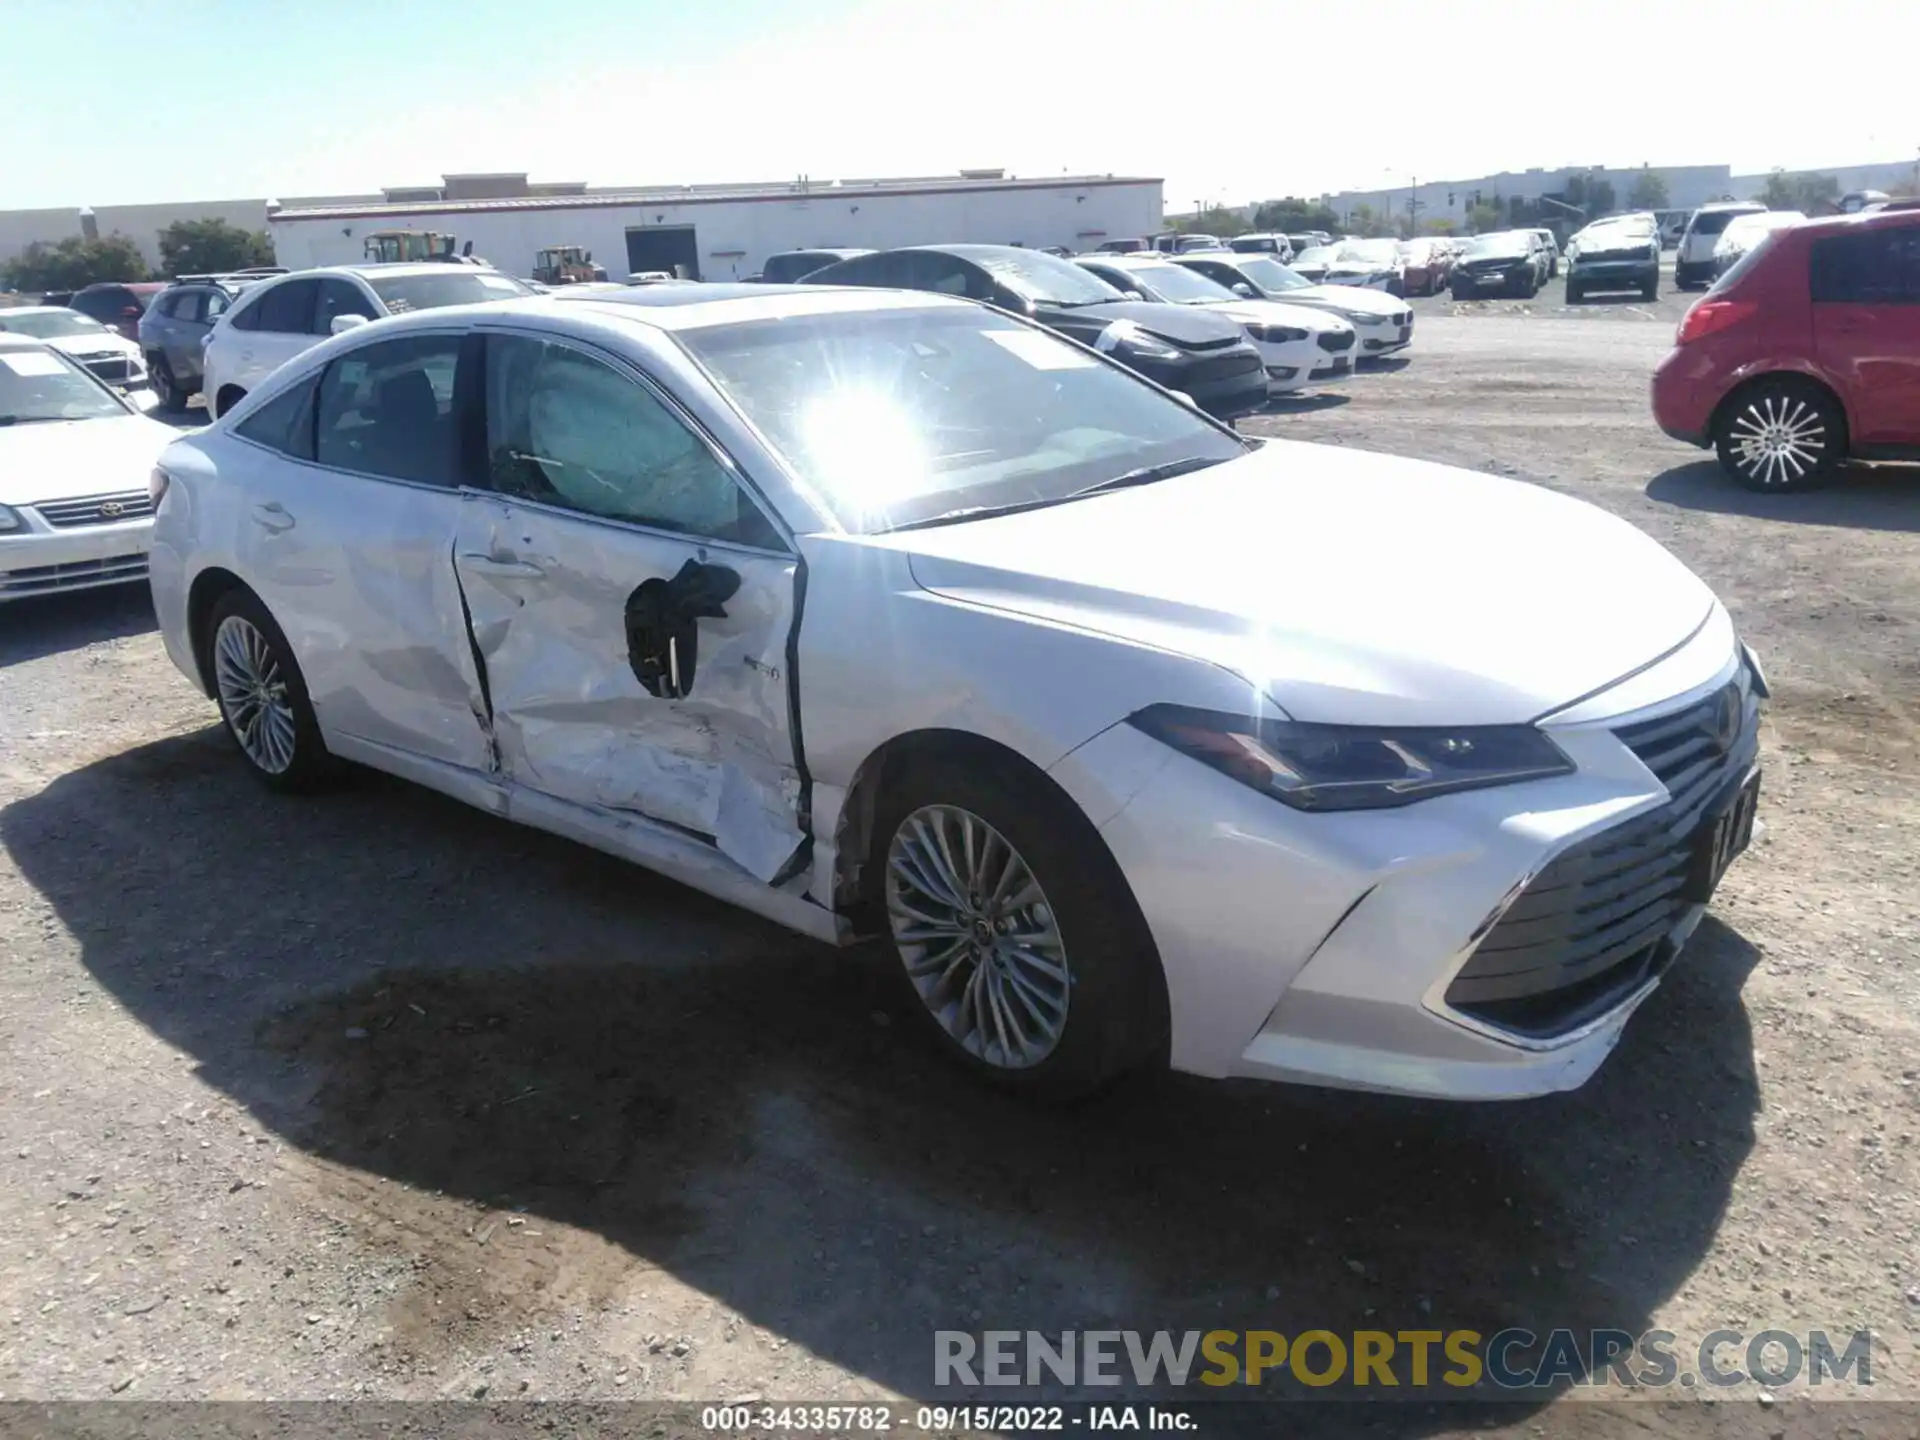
[1228,233,1295,261]
[1675,203,1766,290]
[0,335,177,600]
[148,285,1765,1103]
[200,263,534,417]
[1565,215,1661,302]
[1652,200,1920,490]
[802,244,1269,420]
[139,274,280,411]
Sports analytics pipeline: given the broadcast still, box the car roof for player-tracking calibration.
[0,332,56,350]
[1695,201,1765,213]
[1782,201,1920,240]
[1075,253,1171,269]
[546,283,972,331]
[0,305,84,317]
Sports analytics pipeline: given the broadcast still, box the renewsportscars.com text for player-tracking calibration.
[934,1328,1874,1391]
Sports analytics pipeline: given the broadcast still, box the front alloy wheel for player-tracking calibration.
[886,804,1070,1070]
[205,590,334,791]
[1715,381,1841,492]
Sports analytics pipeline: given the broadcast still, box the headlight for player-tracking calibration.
[1246,324,1309,344]
[0,504,22,533]
[1095,318,1181,361]
[1128,704,1575,811]
[1350,311,1387,325]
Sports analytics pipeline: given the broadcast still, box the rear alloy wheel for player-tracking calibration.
[872,758,1164,1098]
[1714,379,1843,492]
[206,590,335,791]
[148,356,185,412]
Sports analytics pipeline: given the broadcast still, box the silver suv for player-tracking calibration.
[137,269,284,411]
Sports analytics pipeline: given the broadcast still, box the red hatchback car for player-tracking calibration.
[1652,201,1920,491]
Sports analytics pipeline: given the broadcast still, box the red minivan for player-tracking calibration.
[1651,201,1920,491]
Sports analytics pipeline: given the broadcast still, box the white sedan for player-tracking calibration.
[0,306,154,400]
[1,336,179,600]
[148,285,1764,1100]
[200,263,535,417]
[1173,253,1416,359]
[1074,254,1357,392]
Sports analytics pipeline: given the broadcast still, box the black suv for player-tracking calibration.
[802,245,1268,420]
[138,270,284,410]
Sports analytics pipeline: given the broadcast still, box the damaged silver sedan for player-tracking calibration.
[150,284,1763,1100]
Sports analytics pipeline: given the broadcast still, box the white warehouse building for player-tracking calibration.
[266,171,1165,280]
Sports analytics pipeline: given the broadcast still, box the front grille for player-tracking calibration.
[33,491,154,529]
[1394,311,1411,327]
[1443,668,1760,1038]
[78,355,135,383]
[1185,350,1264,385]
[1317,330,1355,353]
[0,553,149,596]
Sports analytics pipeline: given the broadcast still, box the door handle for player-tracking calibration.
[459,552,546,580]
[250,502,295,533]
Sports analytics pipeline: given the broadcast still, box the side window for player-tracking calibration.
[812,251,907,288]
[203,290,230,320]
[483,334,780,548]
[1811,229,1920,304]
[233,372,320,461]
[313,333,462,485]
[1081,264,1130,293]
[1194,261,1237,287]
[176,291,208,324]
[906,253,995,300]
[313,279,379,335]
[227,292,263,331]
[252,279,319,334]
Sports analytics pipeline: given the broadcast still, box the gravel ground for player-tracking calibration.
[1,298,1916,1433]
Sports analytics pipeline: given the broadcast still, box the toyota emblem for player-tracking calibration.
[99,501,125,519]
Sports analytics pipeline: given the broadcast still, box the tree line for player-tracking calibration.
[2,218,275,293]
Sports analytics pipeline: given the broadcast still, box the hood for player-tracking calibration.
[43,333,140,362]
[1035,299,1245,349]
[1196,299,1349,334]
[1281,283,1406,318]
[0,413,177,507]
[882,442,1717,727]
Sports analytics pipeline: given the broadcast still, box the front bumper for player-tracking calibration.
[0,516,153,600]
[1571,259,1657,291]
[1155,347,1271,420]
[1452,265,1533,294]
[1052,617,1760,1099]
[1354,314,1414,356]
[1255,334,1351,393]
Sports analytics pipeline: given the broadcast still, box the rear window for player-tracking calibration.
[1688,210,1756,238]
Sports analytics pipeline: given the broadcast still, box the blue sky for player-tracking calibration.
[4,0,1914,211]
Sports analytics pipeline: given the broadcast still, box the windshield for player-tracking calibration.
[0,347,130,424]
[1230,255,1311,292]
[1294,246,1336,266]
[0,310,109,340]
[1117,261,1237,304]
[1336,240,1400,265]
[1464,233,1527,257]
[1579,221,1654,247]
[678,304,1246,534]
[365,270,534,314]
[970,249,1123,307]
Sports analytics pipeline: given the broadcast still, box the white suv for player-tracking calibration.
[1674,203,1765,290]
[201,264,533,417]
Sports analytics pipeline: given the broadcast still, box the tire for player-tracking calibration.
[1640,275,1659,301]
[868,755,1166,1100]
[203,589,336,792]
[1450,282,1469,301]
[148,355,187,413]
[1565,281,1583,304]
[1713,377,1844,493]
